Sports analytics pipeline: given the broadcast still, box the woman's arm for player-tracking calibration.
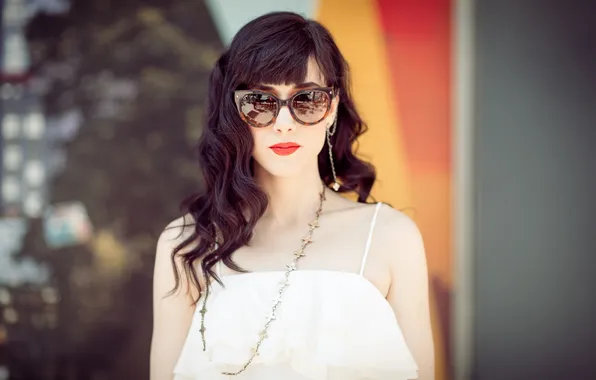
[150,217,199,380]
[383,209,435,380]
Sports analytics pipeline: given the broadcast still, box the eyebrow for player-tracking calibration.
[251,82,323,91]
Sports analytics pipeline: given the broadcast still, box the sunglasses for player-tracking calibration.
[233,87,335,128]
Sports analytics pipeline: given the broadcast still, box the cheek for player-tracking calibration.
[307,125,326,154]
[305,124,328,154]
[249,128,267,151]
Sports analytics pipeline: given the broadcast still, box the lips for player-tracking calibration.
[269,142,301,156]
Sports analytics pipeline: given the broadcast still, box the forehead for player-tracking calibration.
[302,58,326,83]
[256,58,326,95]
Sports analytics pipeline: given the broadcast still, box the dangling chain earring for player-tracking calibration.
[326,115,340,191]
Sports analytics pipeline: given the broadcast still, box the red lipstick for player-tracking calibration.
[269,142,300,156]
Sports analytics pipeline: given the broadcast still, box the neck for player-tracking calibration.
[254,165,324,226]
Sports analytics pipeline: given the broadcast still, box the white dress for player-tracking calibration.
[174,203,419,379]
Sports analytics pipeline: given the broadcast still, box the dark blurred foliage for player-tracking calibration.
[11,1,222,378]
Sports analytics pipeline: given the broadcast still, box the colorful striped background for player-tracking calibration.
[206,1,453,378]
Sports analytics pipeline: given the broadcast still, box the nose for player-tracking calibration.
[273,105,296,134]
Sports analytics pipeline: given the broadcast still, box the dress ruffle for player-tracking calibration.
[174,270,418,380]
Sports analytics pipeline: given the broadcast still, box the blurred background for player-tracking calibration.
[0,0,594,380]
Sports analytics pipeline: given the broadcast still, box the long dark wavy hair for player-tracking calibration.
[171,12,376,299]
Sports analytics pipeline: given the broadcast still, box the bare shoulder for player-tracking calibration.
[327,195,421,242]
[375,203,421,235]
[154,214,201,297]
[373,203,426,263]
[157,214,196,253]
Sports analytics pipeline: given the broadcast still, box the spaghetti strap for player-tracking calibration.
[359,202,382,276]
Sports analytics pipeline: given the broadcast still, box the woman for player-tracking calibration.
[151,11,434,380]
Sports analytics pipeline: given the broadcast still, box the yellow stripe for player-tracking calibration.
[316,0,411,207]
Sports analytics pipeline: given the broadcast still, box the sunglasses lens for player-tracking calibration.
[239,93,277,127]
[292,90,330,124]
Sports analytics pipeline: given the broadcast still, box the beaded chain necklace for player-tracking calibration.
[198,185,327,375]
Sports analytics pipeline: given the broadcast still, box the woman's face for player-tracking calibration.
[239,60,338,179]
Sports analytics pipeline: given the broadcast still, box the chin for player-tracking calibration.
[253,155,313,179]
[253,147,321,179]
[257,163,308,179]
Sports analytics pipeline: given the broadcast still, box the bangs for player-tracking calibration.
[230,24,339,89]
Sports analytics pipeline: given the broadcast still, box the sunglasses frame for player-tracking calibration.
[233,87,336,128]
